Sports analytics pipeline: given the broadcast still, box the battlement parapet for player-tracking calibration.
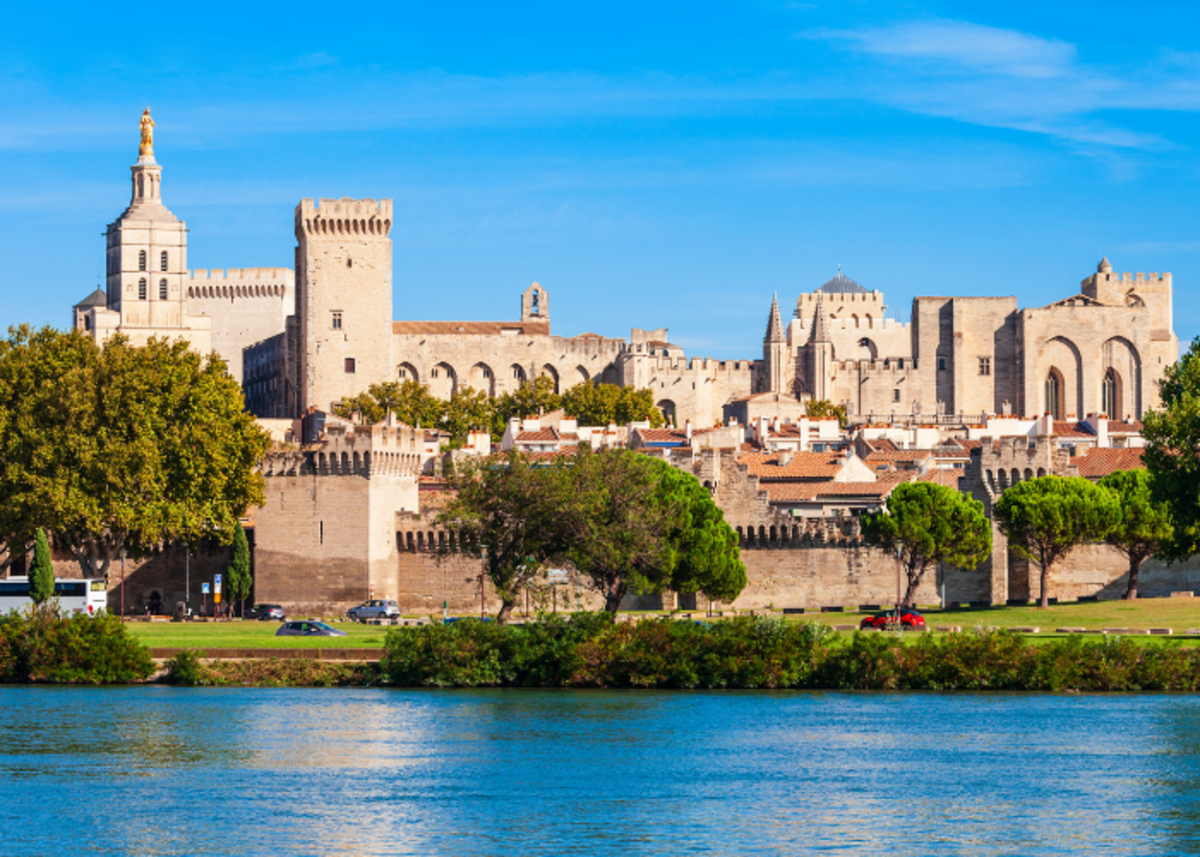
[734,515,867,550]
[259,423,423,479]
[189,267,292,282]
[834,359,918,374]
[296,198,393,238]
[797,291,883,304]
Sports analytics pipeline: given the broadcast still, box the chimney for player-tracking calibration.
[685,419,693,441]
[778,449,794,466]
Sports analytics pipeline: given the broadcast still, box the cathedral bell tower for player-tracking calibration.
[84,109,210,352]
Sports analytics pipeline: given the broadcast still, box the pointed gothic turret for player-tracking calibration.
[805,297,834,401]
[760,292,790,393]
[809,296,833,343]
[764,291,785,343]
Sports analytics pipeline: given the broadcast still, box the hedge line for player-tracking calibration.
[0,606,154,684]
[381,614,1200,691]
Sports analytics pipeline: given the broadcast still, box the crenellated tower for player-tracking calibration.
[294,198,395,413]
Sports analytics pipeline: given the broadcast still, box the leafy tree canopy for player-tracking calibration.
[861,481,992,608]
[561,383,665,429]
[0,326,269,577]
[994,475,1120,608]
[435,451,573,623]
[804,399,848,427]
[1143,336,1200,560]
[1098,468,1173,600]
[655,463,746,603]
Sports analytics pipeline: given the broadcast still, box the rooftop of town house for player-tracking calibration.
[862,449,935,462]
[1053,420,1097,439]
[762,475,909,503]
[918,469,965,490]
[515,429,578,442]
[1107,420,1144,434]
[737,450,847,480]
[1070,446,1145,479]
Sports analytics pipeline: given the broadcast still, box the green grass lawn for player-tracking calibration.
[126,619,390,649]
[800,598,1200,632]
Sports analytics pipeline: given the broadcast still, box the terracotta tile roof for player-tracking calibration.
[1071,447,1145,479]
[919,469,964,489]
[956,439,983,451]
[637,428,689,445]
[1053,421,1095,439]
[864,449,933,462]
[516,429,566,442]
[738,451,844,480]
[867,438,899,452]
[392,320,551,336]
[763,476,908,503]
[1107,420,1143,433]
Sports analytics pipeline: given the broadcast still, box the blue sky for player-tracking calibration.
[3,1,1199,358]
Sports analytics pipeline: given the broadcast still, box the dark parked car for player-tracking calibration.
[246,604,286,621]
[275,621,347,637]
[860,608,927,630]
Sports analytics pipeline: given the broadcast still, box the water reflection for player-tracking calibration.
[0,688,1198,855]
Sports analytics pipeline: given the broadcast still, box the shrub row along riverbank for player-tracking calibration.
[10,611,1200,690]
[380,615,1200,691]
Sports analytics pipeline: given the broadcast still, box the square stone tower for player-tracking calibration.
[294,198,394,413]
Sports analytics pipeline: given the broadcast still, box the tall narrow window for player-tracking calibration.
[344,358,356,374]
[1102,369,1119,417]
[937,356,946,371]
[138,250,147,271]
[159,279,168,300]
[978,357,991,376]
[893,388,901,402]
[138,278,147,300]
[160,251,168,271]
[1046,372,1061,420]
[331,311,343,330]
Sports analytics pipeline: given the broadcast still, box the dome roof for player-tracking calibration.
[74,288,107,308]
[1097,257,1113,274]
[817,272,869,295]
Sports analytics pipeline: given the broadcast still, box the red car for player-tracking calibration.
[860,608,926,630]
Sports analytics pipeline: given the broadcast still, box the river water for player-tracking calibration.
[1,687,1198,856]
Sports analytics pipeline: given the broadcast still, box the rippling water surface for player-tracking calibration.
[1,687,1199,855]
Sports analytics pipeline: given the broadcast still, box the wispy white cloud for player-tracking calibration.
[801,19,1200,152]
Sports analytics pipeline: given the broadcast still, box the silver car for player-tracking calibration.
[347,599,400,621]
[275,620,347,637]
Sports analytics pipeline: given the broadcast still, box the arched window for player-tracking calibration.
[160,251,168,271]
[159,279,168,300]
[138,250,147,271]
[138,278,147,300]
[1045,371,1062,420]
[531,289,540,314]
[1102,368,1120,418]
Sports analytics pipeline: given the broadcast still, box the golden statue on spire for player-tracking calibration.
[139,108,155,156]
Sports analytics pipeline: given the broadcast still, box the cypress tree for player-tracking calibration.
[227,523,252,618]
[29,528,55,606]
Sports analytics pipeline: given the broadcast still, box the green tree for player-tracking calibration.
[561,383,665,428]
[332,380,445,429]
[435,451,570,623]
[994,475,1120,609]
[493,376,561,430]
[442,386,494,448]
[29,529,54,606]
[226,522,252,618]
[656,463,746,604]
[561,448,686,612]
[861,482,992,609]
[332,391,385,425]
[804,398,848,427]
[1098,469,1174,600]
[0,327,269,577]
[1143,337,1200,561]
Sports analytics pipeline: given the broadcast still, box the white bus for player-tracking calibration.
[0,577,108,616]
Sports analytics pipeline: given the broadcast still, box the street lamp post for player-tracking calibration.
[119,548,127,621]
[185,548,190,616]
